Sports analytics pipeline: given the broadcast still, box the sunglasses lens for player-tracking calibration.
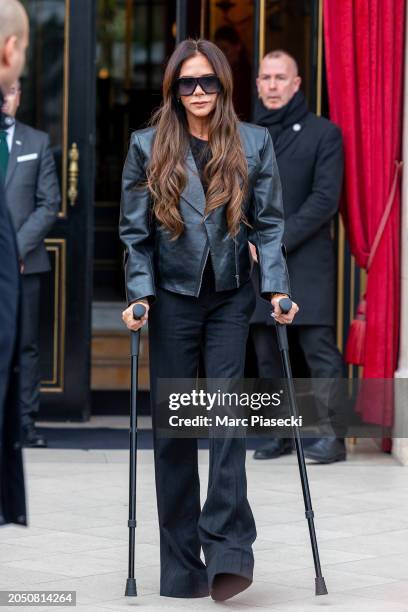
[175,75,221,97]
[176,78,196,96]
[199,76,221,93]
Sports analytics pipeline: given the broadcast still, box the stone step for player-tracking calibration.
[91,329,150,391]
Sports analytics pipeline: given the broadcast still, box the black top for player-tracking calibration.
[189,134,214,289]
[189,135,211,193]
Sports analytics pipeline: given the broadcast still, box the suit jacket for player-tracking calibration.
[0,178,26,526]
[120,122,290,304]
[5,121,60,274]
[251,112,344,326]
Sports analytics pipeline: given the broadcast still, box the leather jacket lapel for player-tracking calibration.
[180,146,256,216]
[179,148,206,216]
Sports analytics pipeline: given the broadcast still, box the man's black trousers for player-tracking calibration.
[20,274,42,429]
[148,268,257,598]
[251,324,347,436]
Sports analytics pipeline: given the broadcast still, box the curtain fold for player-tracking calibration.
[323,0,405,426]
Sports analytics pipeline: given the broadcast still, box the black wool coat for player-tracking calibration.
[251,112,344,326]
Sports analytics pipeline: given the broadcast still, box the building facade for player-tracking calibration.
[19,0,378,420]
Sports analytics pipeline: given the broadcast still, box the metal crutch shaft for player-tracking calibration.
[275,298,328,596]
[125,303,146,597]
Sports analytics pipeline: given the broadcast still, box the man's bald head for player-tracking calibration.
[0,0,29,91]
[257,49,301,110]
[0,0,28,46]
[263,50,299,77]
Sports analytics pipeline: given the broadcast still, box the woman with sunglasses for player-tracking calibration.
[120,39,298,602]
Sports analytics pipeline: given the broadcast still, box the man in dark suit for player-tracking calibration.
[0,0,29,525]
[251,50,346,464]
[2,80,60,448]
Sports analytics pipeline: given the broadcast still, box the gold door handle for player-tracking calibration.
[68,143,79,206]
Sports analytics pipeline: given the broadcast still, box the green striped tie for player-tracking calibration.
[0,130,9,181]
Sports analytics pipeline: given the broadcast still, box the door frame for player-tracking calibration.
[40,0,96,420]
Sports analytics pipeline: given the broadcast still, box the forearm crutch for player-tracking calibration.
[125,303,146,597]
[275,297,328,596]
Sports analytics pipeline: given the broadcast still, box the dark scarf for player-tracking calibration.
[254,90,309,147]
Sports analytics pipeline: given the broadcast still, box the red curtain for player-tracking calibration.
[323,0,404,427]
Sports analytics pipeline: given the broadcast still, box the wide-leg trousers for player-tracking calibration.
[148,270,257,598]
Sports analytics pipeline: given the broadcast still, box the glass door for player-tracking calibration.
[200,0,321,118]
[260,0,319,110]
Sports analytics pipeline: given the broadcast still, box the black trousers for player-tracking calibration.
[20,274,42,428]
[148,265,257,598]
[251,324,347,437]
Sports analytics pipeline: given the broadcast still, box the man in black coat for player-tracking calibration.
[250,50,346,463]
[0,0,29,525]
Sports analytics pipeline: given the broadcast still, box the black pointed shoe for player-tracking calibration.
[304,437,346,464]
[22,424,48,448]
[253,437,293,460]
[210,573,252,601]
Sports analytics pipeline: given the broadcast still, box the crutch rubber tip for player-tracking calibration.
[315,576,328,596]
[125,578,137,597]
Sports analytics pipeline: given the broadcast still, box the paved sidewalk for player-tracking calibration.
[1,439,408,611]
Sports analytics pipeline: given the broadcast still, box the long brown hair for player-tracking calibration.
[147,38,248,239]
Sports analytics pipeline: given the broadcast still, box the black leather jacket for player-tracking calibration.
[120,121,290,303]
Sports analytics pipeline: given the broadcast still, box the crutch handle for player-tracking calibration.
[277,297,292,314]
[133,303,146,320]
[131,304,146,357]
[273,298,292,352]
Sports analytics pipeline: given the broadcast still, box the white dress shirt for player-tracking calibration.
[5,123,15,153]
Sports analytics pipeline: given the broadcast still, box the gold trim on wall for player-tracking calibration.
[349,255,356,322]
[209,1,215,39]
[336,217,345,352]
[347,254,355,378]
[200,0,206,38]
[357,267,367,379]
[259,0,266,62]
[59,0,70,218]
[40,238,66,392]
[360,267,367,294]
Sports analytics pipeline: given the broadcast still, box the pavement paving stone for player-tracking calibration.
[0,443,405,611]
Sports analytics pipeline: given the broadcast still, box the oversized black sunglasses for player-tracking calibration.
[174,75,222,97]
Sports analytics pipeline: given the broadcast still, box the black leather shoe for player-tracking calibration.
[210,573,252,601]
[22,424,48,448]
[253,438,293,460]
[304,437,346,464]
